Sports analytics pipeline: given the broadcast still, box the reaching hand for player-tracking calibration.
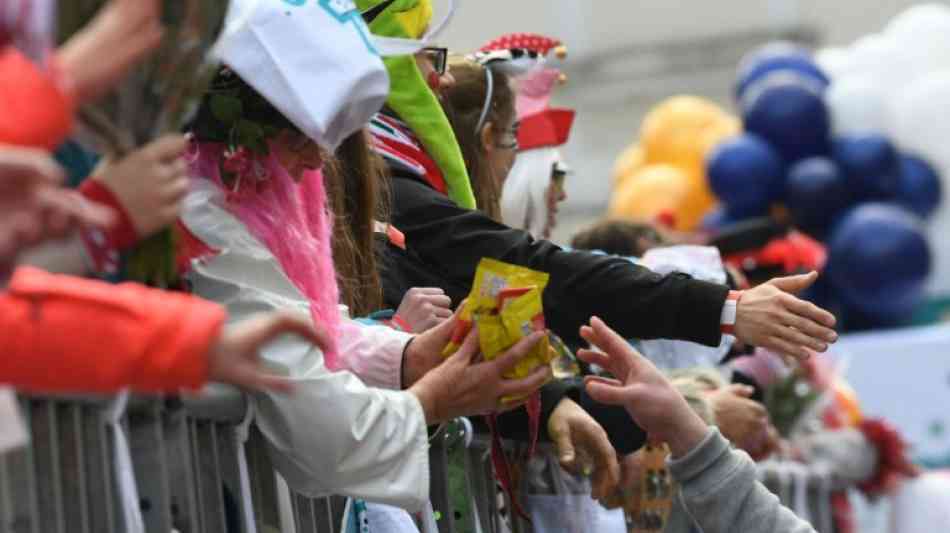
[734,272,838,362]
[577,316,709,459]
[548,397,620,501]
[709,384,776,458]
[0,146,114,274]
[208,312,327,394]
[394,287,453,333]
[409,323,552,424]
[57,0,164,103]
[93,135,189,239]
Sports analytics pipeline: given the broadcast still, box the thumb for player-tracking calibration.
[244,312,326,351]
[426,306,459,345]
[726,384,755,398]
[584,376,629,407]
[550,421,576,466]
[767,271,818,294]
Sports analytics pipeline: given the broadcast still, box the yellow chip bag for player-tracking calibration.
[442,259,552,381]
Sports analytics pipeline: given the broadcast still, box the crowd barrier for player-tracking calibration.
[0,389,835,533]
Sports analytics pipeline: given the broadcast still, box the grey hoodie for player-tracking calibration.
[668,429,817,533]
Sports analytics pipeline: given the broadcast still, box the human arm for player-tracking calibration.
[0,267,306,394]
[390,176,837,358]
[577,316,816,533]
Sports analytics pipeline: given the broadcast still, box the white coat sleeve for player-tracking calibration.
[181,181,429,511]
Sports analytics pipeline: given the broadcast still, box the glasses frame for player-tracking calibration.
[422,46,449,76]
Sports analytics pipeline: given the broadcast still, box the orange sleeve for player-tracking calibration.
[0,47,74,150]
[0,267,226,393]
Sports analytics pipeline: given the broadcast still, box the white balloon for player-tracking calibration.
[893,71,950,172]
[886,3,950,41]
[825,77,891,135]
[814,47,851,79]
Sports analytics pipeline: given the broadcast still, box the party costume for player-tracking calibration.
[355,0,476,209]
[476,34,577,240]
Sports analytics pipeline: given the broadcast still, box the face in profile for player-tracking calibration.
[542,163,569,238]
[272,130,322,179]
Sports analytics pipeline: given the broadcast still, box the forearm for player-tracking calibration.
[669,429,816,533]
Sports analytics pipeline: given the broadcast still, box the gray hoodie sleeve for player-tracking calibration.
[667,429,816,533]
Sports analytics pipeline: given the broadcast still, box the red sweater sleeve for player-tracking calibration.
[0,267,225,393]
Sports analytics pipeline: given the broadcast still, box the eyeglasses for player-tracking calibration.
[422,47,448,76]
[496,122,520,151]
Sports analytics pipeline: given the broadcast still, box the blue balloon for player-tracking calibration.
[826,203,931,325]
[894,155,942,219]
[832,134,900,200]
[735,43,830,101]
[707,134,785,213]
[701,206,745,231]
[785,157,853,234]
[741,72,830,163]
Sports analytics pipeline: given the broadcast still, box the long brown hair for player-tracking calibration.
[324,130,390,317]
[441,59,516,221]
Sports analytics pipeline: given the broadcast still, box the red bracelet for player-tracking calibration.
[390,314,413,333]
[78,180,139,250]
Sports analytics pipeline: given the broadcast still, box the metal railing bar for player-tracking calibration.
[57,403,90,533]
[83,404,117,533]
[30,401,65,533]
[128,400,173,533]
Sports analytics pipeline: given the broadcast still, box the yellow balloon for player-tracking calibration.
[609,164,693,229]
[640,96,741,175]
[612,144,646,191]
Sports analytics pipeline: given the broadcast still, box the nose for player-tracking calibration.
[439,71,456,91]
[558,188,567,202]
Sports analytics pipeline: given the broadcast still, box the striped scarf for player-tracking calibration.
[368,112,448,195]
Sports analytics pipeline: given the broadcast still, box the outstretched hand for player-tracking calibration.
[734,272,838,362]
[209,312,327,394]
[577,317,709,458]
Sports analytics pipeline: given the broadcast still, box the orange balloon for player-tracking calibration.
[609,164,694,230]
[641,96,734,174]
[0,47,74,150]
[612,144,646,191]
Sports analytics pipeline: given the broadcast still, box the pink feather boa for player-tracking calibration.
[189,142,341,369]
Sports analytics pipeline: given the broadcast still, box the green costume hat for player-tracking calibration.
[356,0,476,209]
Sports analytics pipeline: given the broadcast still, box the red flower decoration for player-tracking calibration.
[858,418,919,497]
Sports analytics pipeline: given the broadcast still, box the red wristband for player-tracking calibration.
[390,314,413,333]
[79,180,139,250]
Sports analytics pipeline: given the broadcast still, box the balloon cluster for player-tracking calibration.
[701,4,950,328]
[610,96,741,231]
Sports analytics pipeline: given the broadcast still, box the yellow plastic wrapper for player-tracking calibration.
[442,259,555,381]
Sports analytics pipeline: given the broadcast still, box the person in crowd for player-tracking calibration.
[180,62,549,511]
[571,219,671,258]
[22,135,190,276]
[358,0,838,369]
[578,316,819,533]
[0,144,325,395]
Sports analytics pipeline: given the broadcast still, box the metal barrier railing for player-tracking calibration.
[1,391,836,533]
[0,388,350,533]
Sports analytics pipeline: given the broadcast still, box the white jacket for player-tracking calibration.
[181,180,430,511]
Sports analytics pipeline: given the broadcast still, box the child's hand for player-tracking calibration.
[208,312,327,394]
[394,287,453,333]
[577,317,709,459]
[94,135,188,239]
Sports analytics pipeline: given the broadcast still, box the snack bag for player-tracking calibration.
[443,258,550,373]
[442,258,553,521]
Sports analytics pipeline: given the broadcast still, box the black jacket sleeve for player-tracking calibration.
[389,176,729,348]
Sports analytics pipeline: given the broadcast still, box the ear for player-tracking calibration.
[480,121,495,154]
